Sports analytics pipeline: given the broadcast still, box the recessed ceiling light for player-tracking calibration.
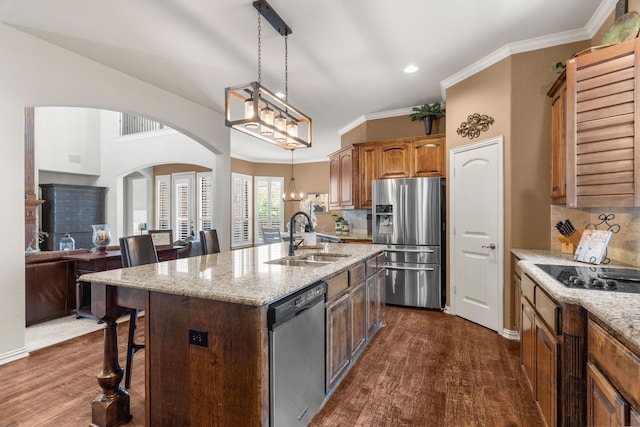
[404,64,418,73]
[275,92,286,99]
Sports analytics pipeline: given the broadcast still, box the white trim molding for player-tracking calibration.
[502,329,520,341]
[0,347,29,365]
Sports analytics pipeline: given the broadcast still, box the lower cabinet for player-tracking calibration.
[520,274,559,427]
[587,317,640,427]
[326,254,385,393]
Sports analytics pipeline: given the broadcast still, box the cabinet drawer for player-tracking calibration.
[326,271,349,300]
[535,286,559,335]
[589,318,640,406]
[521,274,535,304]
[350,262,366,286]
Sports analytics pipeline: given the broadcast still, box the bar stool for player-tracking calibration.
[199,229,221,255]
[119,234,158,389]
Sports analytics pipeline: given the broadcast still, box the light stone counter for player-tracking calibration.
[80,242,384,306]
[513,249,640,349]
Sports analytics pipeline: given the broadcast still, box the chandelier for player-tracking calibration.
[283,149,303,202]
[225,0,312,149]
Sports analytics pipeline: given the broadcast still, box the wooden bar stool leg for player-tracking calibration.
[124,309,143,389]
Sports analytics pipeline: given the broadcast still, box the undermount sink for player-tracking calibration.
[296,253,351,262]
[265,253,351,268]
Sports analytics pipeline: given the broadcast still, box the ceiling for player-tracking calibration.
[0,0,610,163]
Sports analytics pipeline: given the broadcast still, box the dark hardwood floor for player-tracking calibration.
[0,306,542,426]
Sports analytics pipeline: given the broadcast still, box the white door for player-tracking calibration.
[450,136,504,332]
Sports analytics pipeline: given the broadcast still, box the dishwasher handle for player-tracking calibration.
[383,263,435,272]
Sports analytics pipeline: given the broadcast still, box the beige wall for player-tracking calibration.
[446,40,590,330]
[341,115,445,148]
[230,157,333,243]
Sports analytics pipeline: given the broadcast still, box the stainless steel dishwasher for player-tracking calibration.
[268,281,326,427]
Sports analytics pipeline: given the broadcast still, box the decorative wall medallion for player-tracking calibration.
[456,113,495,139]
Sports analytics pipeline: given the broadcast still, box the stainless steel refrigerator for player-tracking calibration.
[372,177,444,309]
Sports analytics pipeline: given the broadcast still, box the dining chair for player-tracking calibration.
[119,234,158,389]
[261,227,282,245]
[200,229,221,255]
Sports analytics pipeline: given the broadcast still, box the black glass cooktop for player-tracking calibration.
[535,264,640,294]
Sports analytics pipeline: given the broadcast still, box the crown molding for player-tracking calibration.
[440,0,615,96]
[338,107,414,136]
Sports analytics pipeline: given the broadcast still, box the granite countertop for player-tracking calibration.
[80,242,383,306]
[513,249,640,350]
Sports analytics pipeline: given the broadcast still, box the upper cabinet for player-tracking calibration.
[548,71,566,205]
[329,145,358,210]
[565,38,640,208]
[329,134,445,210]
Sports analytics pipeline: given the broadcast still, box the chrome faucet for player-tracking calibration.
[289,211,314,256]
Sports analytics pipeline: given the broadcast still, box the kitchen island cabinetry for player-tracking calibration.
[82,243,384,426]
[547,71,566,205]
[586,317,640,427]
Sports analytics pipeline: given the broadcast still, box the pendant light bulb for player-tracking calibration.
[260,105,275,136]
[244,97,258,129]
[274,113,287,143]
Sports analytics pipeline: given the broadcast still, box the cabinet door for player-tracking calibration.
[339,150,355,208]
[349,282,366,358]
[365,274,378,338]
[586,361,628,427]
[549,78,566,204]
[630,407,640,426]
[377,142,411,179]
[521,298,535,394]
[376,268,385,323]
[536,318,558,427]
[565,38,638,208]
[326,293,351,391]
[411,137,444,177]
[359,144,377,209]
[329,154,341,209]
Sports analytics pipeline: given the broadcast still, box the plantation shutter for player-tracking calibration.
[254,176,284,244]
[232,173,252,247]
[197,172,213,235]
[173,173,194,241]
[155,175,171,230]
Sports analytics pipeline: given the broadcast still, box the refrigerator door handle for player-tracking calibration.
[383,264,435,272]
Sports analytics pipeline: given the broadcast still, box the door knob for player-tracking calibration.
[482,243,496,249]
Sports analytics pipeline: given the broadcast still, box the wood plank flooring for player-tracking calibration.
[0,306,542,426]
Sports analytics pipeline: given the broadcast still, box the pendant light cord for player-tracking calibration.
[257,10,262,85]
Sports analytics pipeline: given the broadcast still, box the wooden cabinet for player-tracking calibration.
[325,255,385,393]
[377,140,412,179]
[328,134,445,210]
[329,146,357,210]
[520,274,560,427]
[410,135,445,177]
[587,317,640,427]
[326,292,351,391]
[25,257,75,326]
[40,184,107,251]
[358,144,377,208]
[548,72,566,205]
[512,254,522,332]
[587,362,628,427]
[565,38,640,208]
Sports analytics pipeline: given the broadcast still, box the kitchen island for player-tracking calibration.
[80,242,384,427]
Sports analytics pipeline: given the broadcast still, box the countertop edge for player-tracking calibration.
[513,249,640,350]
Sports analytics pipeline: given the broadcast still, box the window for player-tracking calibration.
[155,175,171,230]
[232,173,252,248]
[255,177,284,244]
[156,171,212,242]
[197,172,213,233]
[173,173,194,241]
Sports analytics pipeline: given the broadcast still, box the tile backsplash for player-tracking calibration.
[551,205,640,266]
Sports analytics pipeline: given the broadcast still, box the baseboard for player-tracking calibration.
[443,305,453,315]
[502,328,520,341]
[0,346,29,365]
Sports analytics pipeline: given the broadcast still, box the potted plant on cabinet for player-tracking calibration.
[410,102,446,135]
[331,214,344,235]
